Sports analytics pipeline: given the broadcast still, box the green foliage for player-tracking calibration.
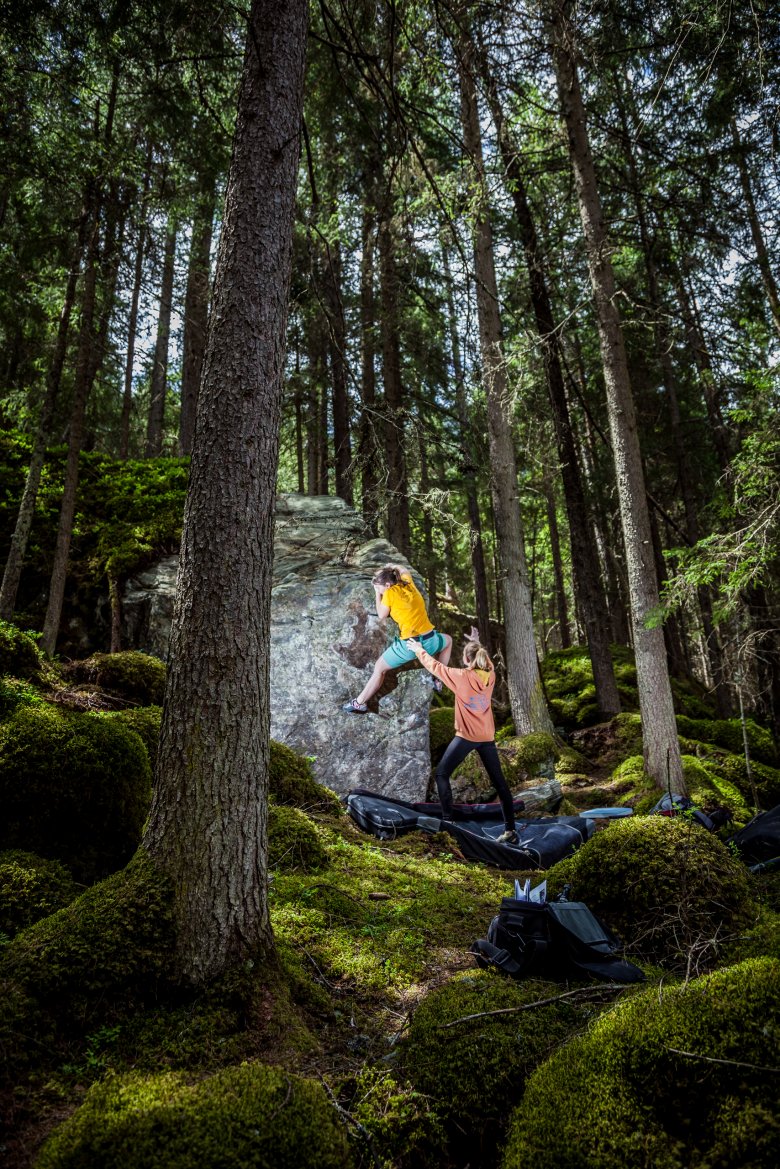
[0,851,174,1083]
[496,733,557,784]
[268,806,328,873]
[429,706,454,764]
[541,646,602,728]
[0,620,41,678]
[36,1063,354,1169]
[67,651,166,706]
[0,849,78,938]
[0,674,45,718]
[269,741,341,814]
[0,704,151,882]
[397,970,588,1161]
[502,958,780,1169]
[545,816,755,970]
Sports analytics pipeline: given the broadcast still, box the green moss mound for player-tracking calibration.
[67,651,166,706]
[0,849,78,938]
[497,733,557,784]
[546,816,755,970]
[269,741,341,813]
[429,706,454,765]
[398,971,587,1127]
[0,620,41,679]
[268,805,328,873]
[0,704,151,882]
[345,1065,444,1169]
[676,715,778,766]
[0,851,174,1082]
[36,1062,353,1169]
[541,646,602,728]
[106,705,162,762]
[502,957,780,1169]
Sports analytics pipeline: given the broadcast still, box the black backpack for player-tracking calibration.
[471,892,645,984]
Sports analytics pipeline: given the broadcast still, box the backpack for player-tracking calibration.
[471,891,645,984]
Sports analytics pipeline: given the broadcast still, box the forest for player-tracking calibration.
[1,0,779,1167]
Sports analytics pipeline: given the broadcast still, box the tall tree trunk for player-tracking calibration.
[317,373,329,494]
[0,191,91,620]
[730,118,780,340]
[544,474,571,649]
[481,61,620,714]
[324,237,353,504]
[358,198,379,534]
[40,206,102,655]
[457,35,553,736]
[550,1,684,791]
[179,178,215,456]
[418,421,438,619]
[143,0,308,984]
[145,216,177,457]
[443,248,493,654]
[377,184,411,557]
[674,272,731,472]
[119,163,151,460]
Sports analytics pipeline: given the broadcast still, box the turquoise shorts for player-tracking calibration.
[383,630,446,669]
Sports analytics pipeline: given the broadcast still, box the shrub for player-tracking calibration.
[0,704,151,883]
[268,805,328,873]
[546,816,755,971]
[0,851,174,1082]
[502,957,780,1169]
[269,741,341,813]
[66,651,166,706]
[398,970,587,1138]
[35,1062,353,1169]
[0,620,41,679]
[0,850,78,938]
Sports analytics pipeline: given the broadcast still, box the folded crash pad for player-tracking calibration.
[346,788,593,869]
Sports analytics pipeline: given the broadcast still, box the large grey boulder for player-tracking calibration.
[122,494,434,800]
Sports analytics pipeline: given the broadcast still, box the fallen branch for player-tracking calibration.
[666,1047,780,1074]
[439,984,630,1028]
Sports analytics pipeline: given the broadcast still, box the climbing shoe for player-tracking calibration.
[342,698,368,713]
[497,829,518,845]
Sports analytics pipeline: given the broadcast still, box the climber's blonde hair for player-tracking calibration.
[463,631,493,672]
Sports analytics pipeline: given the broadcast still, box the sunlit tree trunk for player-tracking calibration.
[145,216,177,457]
[143,0,308,984]
[457,34,553,735]
[550,0,684,791]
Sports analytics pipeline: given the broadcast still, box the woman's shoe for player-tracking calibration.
[497,829,518,845]
[342,698,368,713]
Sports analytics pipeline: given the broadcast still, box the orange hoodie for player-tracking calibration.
[416,647,495,742]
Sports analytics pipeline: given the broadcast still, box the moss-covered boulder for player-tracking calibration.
[497,733,557,784]
[502,957,780,1169]
[36,1063,353,1169]
[541,646,602,728]
[429,706,454,766]
[676,714,778,766]
[268,805,328,873]
[546,816,755,970]
[66,650,166,706]
[0,620,41,679]
[0,849,78,938]
[0,704,151,882]
[397,970,588,1154]
[269,741,341,814]
[106,704,162,762]
[0,851,174,1082]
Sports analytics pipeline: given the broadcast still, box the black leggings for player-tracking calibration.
[436,736,515,830]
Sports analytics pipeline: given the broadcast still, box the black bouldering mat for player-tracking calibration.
[728,803,780,868]
[346,788,593,870]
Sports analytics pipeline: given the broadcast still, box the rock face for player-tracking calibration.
[122,494,434,800]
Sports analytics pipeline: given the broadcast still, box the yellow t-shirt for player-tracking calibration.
[382,573,434,640]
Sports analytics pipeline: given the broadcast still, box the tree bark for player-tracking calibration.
[358,198,380,534]
[145,215,177,457]
[481,61,620,714]
[730,118,780,340]
[443,247,493,654]
[119,163,151,460]
[550,1,684,791]
[544,475,571,649]
[324,236,353,504]
[377,183,411,557]
[674,273,731,473]
[457,35,553,736]
[143,0,308,984]
[179,178,215,456]
[0,192,91,620]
